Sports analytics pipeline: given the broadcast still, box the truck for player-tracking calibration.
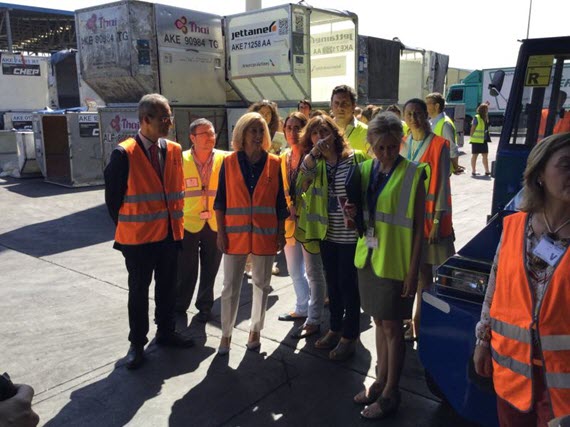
[446,68,514,130]
[447,65,570,132]
[420,36,570,427]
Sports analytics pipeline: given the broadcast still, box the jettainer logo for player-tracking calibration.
[231,21,276,40]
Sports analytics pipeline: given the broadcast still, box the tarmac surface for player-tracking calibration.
[0,142,497,427]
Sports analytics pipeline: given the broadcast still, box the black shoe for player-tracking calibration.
[195,310,211,323]
[126,345,145,370]
[156,331,195,348]
[290,324,320,339]
[278,312,307,321]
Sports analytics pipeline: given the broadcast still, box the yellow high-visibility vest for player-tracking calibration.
[354,158,425,281]
[182,149,226,233]
[470,114,485,144]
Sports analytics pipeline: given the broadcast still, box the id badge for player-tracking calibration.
[185,177,199,188]
[366,226,378,249]
[328,196,339,211]
[199,211,212,220]
[532,236,565,267]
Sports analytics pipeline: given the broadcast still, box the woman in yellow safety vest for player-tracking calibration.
[470,103,491,176]
[277,112,327,339]
[346,112,426,419]
[296,115,367,361]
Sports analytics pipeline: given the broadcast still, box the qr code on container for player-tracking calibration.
[278,18,289,35]
[294,13,304,32]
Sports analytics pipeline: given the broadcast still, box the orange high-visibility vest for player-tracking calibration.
[419,135,453,238]
[224,152,280,255]
[115,138,184,245]
[539,109,570,141]
[490,212,570,417]
[553,111,570,134]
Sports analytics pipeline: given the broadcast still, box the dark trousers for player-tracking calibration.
[176,224,223,313]
[320,240,360,340]
[496,365,554,427]
[122,239,178,346]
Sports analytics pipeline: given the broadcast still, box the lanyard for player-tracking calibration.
[287,151,302,197]
[367,156,402,226]
[192,149,214,210]
[407,136,427,161]
[326,157,340,195]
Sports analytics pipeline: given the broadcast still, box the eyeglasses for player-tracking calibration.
[150,115,174,124]
[193,131,216,137]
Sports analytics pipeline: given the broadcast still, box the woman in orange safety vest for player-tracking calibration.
[214,112,288,355]
[400,98,455,341]
[474,132,570,426]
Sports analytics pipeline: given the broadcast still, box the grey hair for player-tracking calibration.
[138,93,169,122]
[189,118,214,135]
[367,112,404,148]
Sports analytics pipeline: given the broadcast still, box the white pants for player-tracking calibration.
[221,254,275,338]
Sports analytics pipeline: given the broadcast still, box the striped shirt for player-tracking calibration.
[325,152,358,244]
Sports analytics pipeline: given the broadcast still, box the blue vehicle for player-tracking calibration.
[419,36,570,427]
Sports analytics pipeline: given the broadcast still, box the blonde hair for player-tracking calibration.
[231,112,272,152]
[519,132,570,212]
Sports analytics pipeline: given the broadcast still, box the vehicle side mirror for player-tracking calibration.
[489,70,505,97]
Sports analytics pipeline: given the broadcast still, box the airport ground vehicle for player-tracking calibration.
[420,36,570,427]
[446,65,570,132]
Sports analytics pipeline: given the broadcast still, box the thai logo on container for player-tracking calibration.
[85,13,118,32]
[174,16,210,35]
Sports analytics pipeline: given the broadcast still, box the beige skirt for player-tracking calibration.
[422,235,455,265]
[357,263,414,320]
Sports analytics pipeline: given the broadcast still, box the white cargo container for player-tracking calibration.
[75,1,226,106]
[225,4,358,106]
[0,54,50,111]
[398,48,449,104]
[36,113,104,187]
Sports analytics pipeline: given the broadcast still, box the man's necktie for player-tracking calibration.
[149,143,162,179]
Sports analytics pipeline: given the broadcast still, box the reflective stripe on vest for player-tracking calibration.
[490,212,570,417]
[420,135,453,238]
[354,158,425,280]
[115,138,184,245]
[182,149,225,233]
[223,152,280,255]
[296,159,329,241]
[280,150,296,239]
[471,114,485,143]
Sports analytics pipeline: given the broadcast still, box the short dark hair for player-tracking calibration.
[330,85,356,105]
[386,104,401,116]
[404,98,428,115]
[138,93,169,122]
[298,99,312,110]
[361,105,382,122]
[189,118,214,135]
[284,111,308,131]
